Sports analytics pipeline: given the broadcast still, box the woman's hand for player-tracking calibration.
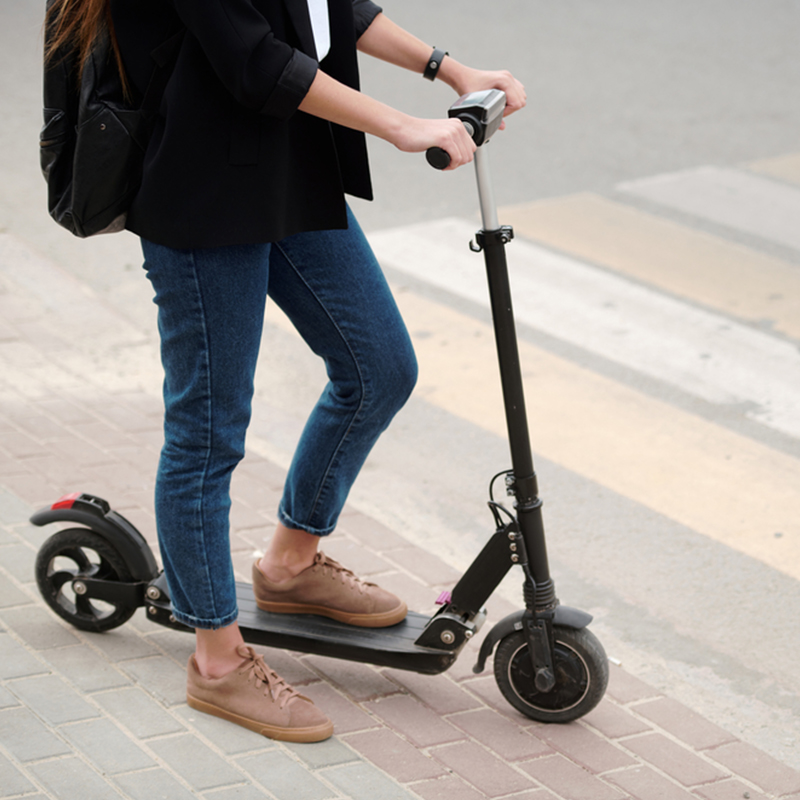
[389,116,477,170]
[442,65,527,127]
[299,71,477,170]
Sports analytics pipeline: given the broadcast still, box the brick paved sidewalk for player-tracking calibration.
[1,232,799,800]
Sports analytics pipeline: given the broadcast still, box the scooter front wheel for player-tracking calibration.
[35,528,138,632]
[494,626,608,723]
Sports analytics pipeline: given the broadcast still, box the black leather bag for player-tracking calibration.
[40,18,181,238]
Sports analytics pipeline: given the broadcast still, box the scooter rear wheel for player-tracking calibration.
[35,528,137,632]
[494,626,608,723]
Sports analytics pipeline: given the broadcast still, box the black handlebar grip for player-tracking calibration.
[426,146,451,170]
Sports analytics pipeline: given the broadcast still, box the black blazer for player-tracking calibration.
[111,0,383,248]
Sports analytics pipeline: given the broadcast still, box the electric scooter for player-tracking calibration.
[30,90,608,724]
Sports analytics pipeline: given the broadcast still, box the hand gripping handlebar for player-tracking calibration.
[425,89,506,169]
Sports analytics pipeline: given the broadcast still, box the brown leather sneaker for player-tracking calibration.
[252,552,407,627]
[186,645,333,742]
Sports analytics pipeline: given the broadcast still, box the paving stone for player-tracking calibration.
[364,570,436,615]
[344,728,446,782]
[8,674,100,725]
[521,754,626,800]
[284,736,357,769]
[230,503,271,531]
[446,640,494,682]
[336,512,411,552]
[237,750,335,800]
[204,785,272,800]
[90,401,161,435]
[94,687,186,739]
[305,655,401,702]
[633,697,740,751]
[148,733,244,791]
[113,768,197,800]
[144,628,196,666]
[118,654,187,706]
[323,537,397,577]
[694,778,769,800]
[0,752,35,798]
[410,775,493,800]
[0,605,81,650]
[323,761,417,800]
[458,674,533,722]
[300,682,377,734]
[0,542,36,583]
[61,717,156,774]
[254,647,321,687]
[605,764,697,800]
[382,669,483,715]
[14,522,55,549]
[72,421,139,451]
[0,686,18,709]
[0,430,48,459]
[387,546,462,586]
[364,694,466,748]
[236,457,288,493]
[48,434,114,468]
[0,523,17,545]
[0,630,49,679]
[431,740,535,798]
[449,708,552,762]
[623,732,727,787]
[0,707,72,761]
[0,474,61,511]
[605,663,662,704]
[537,720,635,774]
[21,452,96,486]
[28,756,126,799]
[43,644,132,692]
[0,572,29,607]
[582,699,653,739]
[176,704,274,756]
[705,741,800,796]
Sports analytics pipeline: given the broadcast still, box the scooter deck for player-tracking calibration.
[236,583,456,674]
[170,582,458,675]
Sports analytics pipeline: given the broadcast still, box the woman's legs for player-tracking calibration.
[263,207,418,544]
[144,207,415,693]
[143,239,271,637]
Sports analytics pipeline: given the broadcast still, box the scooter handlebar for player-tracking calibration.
[425,89,506,170]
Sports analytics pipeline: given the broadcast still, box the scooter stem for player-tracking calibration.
[474,147,500,231]
[473,146,556,609]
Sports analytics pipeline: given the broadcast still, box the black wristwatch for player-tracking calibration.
[423,47,448,81]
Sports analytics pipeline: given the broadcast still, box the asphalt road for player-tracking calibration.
[2,0,799,771]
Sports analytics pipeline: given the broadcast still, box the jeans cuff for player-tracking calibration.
[277,506,334,537]
[171,606,239,631]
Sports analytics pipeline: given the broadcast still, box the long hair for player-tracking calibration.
[44,0,128,93]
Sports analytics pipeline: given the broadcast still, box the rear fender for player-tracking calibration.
[30,492,158,582]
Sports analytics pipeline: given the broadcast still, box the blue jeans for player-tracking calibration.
[142,209,418,629]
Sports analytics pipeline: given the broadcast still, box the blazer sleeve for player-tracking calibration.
[351,0,383,38]
[171,0,318,119]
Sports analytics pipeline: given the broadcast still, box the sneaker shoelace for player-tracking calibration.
[238,647,301,709]
[313,552,375,595]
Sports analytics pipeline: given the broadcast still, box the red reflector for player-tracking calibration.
[51,492,82,510]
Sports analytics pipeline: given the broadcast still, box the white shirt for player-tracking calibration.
[307,0,331,61]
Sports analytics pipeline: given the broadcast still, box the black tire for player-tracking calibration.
[35,528,137,632]
[494,626,609,723]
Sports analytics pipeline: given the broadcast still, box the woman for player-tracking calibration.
[47,0,525,742]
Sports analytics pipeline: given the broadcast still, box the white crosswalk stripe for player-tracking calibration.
[619,165,800,251]
[369,217,800,438]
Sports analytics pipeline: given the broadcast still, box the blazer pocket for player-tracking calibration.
[229,117,261,165]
